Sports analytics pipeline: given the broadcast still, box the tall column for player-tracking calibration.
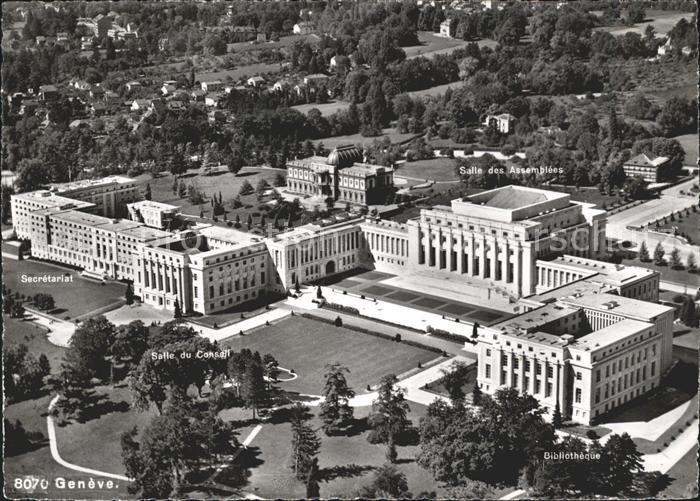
[423,227,431,267]
[519,353,526,392]
[489,237,497,280]
[446,230,453,271]
[478,236,486,279]
[457,233,464,274]
[513,246,521,297]
[467,234,474,275]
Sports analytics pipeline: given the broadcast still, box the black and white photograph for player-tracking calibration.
[1,0,698,499]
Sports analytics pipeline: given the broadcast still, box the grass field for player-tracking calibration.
[226,34,306,54]
[2,258,126,320]
[619,255,700,287]
[137,169,282,218]
[407,81,465,99]
[673,133,699,165]
[292,100,350,117]
[4,384,155,499]
[197,61,284,83]
[594,10,693,37]
[395,158,460,182]
[404,32,496,59]
[314,128,419,149]
[238,402,455,499]
[222,316,438,395]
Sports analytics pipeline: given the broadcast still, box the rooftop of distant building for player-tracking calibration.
[571,318,654,352]
[50,175,136,192]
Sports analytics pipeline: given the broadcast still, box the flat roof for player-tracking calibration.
[572,318,653,351]
[51,210,112,226]
[118,226,172,241]
[128,200,181,211]
[559,293,673,320]
[51,175,136,192]
[492,303,578,335]
[13,191,95,209]
[196,225,263,246]
[466,185,569,210]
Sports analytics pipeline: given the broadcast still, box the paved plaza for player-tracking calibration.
[330,269,513,326]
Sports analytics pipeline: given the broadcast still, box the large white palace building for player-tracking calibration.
[11,178,674,424]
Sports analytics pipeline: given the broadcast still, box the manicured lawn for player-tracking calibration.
[3,315,67,372]
[395,158,460,182]
[222,316,439,395]
[137,169,282,218]
[421,362,478,398]
[550,185,628,210]
[3,384,148,499]
[618,255,700,287]
[658,445,699,499]
[404,32,497,59]
[650,210,699,245]
[238,402,447,499]
[2,258,126,320]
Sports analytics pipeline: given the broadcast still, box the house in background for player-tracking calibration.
[293,21,314,35]
[483,113,516,134]
[623,153,670,183]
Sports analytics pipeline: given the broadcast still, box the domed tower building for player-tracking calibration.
[285,145,394,207]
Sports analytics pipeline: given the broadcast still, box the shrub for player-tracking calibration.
[334,316,343,327]
[394,333,402,342]
[586,430,600,440]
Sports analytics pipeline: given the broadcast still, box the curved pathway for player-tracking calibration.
[46,395,133,482]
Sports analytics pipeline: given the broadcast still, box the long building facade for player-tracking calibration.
[11,180,674,424]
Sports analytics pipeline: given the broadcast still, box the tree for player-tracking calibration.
[657,97,697,137]
[11,301,25,319]
[144,183,152,201]
[33,293,55,311]
[111,320,149,367]
[239,180,254,196]
[653,242,665,266]
[294,277,301,293]
[358,463,410,498]
[240,357,266,419]
[680,297,698,327]
[638,241,650,262]
[274,173,286,187]
[319,363,355,435]
[597,433,643,494]
[290,403,321,480]
[173,299,182,320]
[125,283,135,306]
[623,176,647,201]
[122,398,234,498]
[471,381,483,406]
[687,252,697,273]
[367,374,411,453]
[669,247,682,269]
[417,388,555,486]
[306,458,320,498]
[441,361,470,405]
[552,402,563,428]
[316,286,323,299]
[4,344,50,401]
[65,315,116,380]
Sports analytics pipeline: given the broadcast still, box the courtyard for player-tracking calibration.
[327,269,513,326]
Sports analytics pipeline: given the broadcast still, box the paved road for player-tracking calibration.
[606,179,698,260]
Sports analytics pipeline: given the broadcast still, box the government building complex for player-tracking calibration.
[10,173,674,425]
